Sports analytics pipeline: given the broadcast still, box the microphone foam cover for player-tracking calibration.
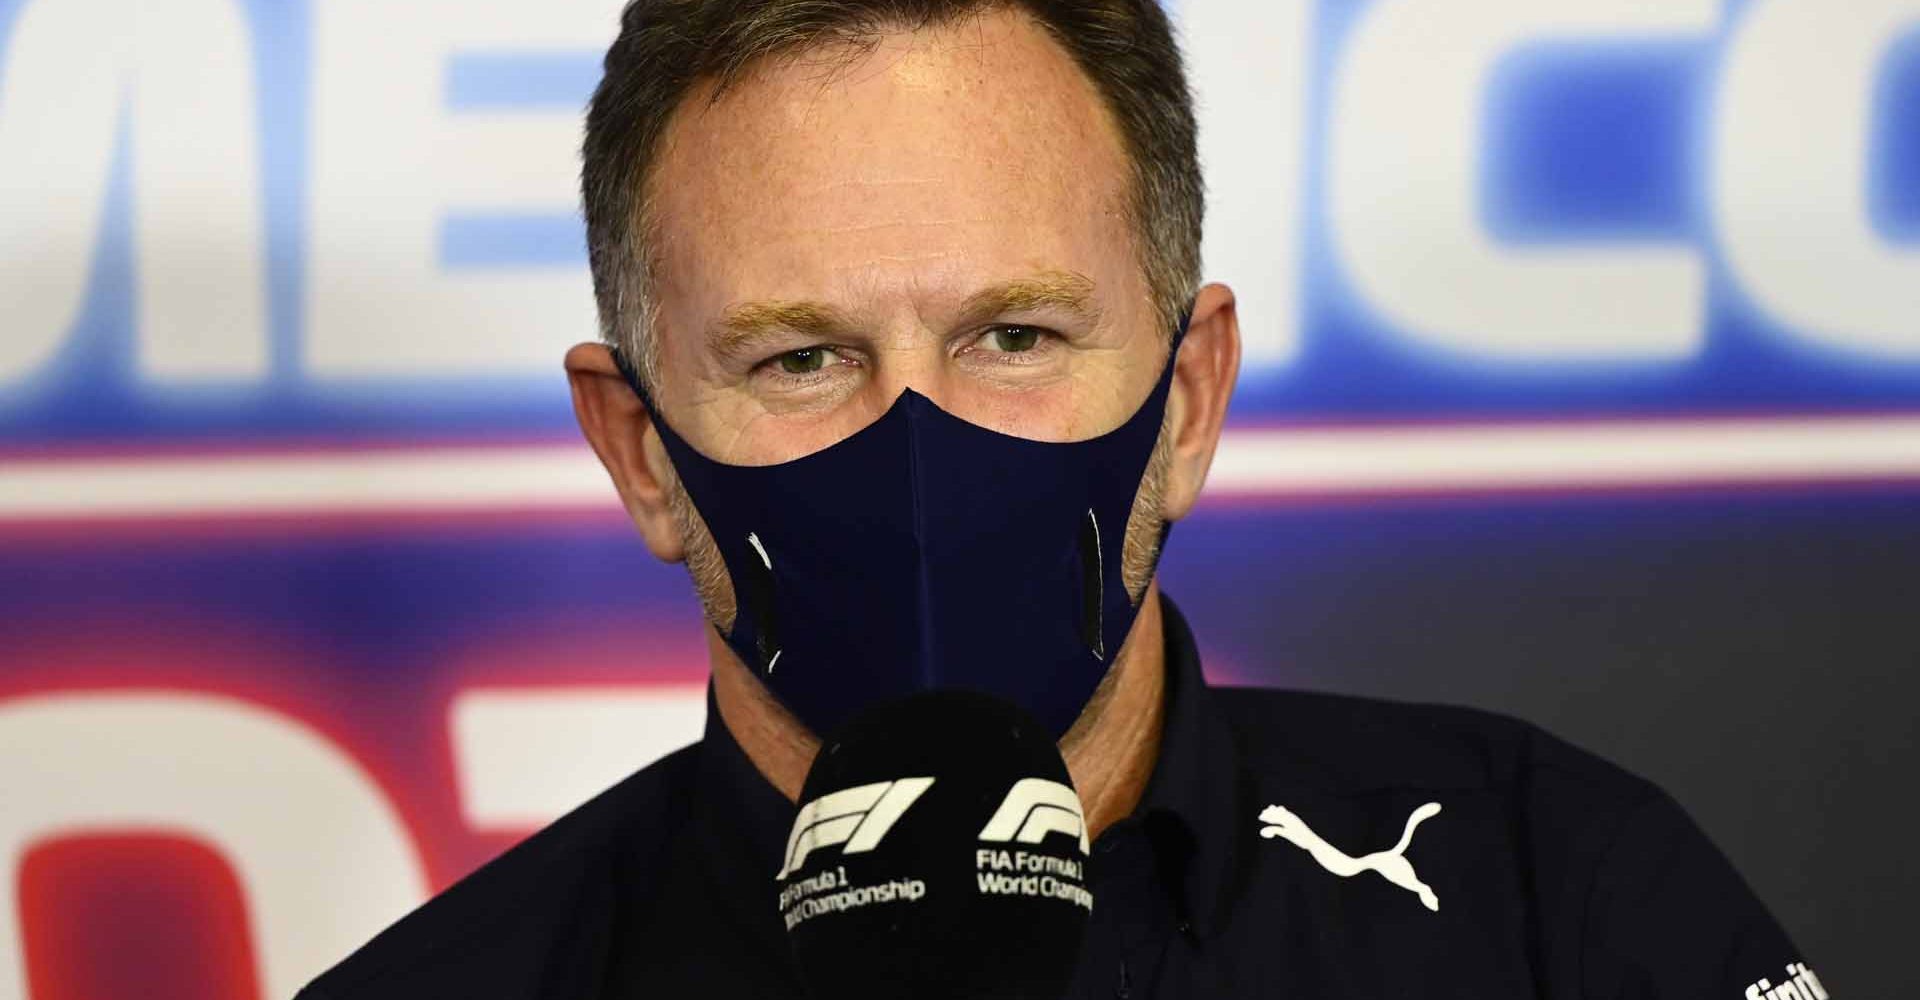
[776,691,1094,1000]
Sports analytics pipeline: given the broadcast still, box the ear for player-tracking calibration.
[1160,283,1241,522]
[566,342,688,563]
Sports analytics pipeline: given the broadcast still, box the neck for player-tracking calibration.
[710,581,1168,842]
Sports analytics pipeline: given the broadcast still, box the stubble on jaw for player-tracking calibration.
[661,450,738,634]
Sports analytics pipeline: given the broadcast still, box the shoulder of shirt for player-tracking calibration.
[295,741,704,1000]
[1209,686,1800,984]
[1207,684,1660,811]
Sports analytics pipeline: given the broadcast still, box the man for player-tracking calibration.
[300,1,1824,997]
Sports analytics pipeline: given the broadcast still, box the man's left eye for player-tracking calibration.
[774,347,842,374]
[981,325,1042,353]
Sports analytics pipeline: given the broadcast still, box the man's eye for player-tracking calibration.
[775,347,839,374]
[983,326,1042,353]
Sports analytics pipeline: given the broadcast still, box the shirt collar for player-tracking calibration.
[1131,591,1243,940]
[697,685,795,880]
[693,590,1243,940]
[686,687,806,983]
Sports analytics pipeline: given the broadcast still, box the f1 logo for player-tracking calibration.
[777,778,936,879]
[977,778,1090,856]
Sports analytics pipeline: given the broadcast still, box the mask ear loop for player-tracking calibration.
[608,345,785,675]
[608,345,654,412]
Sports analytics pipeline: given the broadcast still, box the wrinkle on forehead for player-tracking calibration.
[817,216,997,237]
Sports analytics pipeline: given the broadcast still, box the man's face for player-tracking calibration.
[570,5,1240,744]
[644,9,1167,463]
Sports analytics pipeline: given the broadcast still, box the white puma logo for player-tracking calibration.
[1258,802,1443,911]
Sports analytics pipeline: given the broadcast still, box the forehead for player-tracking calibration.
[644,9,1137,319]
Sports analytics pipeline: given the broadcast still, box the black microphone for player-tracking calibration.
[775,691,1094,1000]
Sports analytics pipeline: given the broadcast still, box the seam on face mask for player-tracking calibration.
[906,397,937,691]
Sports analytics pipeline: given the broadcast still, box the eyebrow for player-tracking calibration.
[710,301,855,362]
[957,270,1102,327]
[708,270,1103,360]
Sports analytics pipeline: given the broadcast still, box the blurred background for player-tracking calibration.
[2,0,1916,997]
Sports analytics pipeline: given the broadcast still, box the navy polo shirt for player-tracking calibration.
[300,595,1824,999]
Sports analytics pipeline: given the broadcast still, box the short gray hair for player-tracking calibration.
[581,0,1204,395]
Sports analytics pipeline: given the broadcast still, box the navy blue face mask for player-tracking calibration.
[613,322,1183,738]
